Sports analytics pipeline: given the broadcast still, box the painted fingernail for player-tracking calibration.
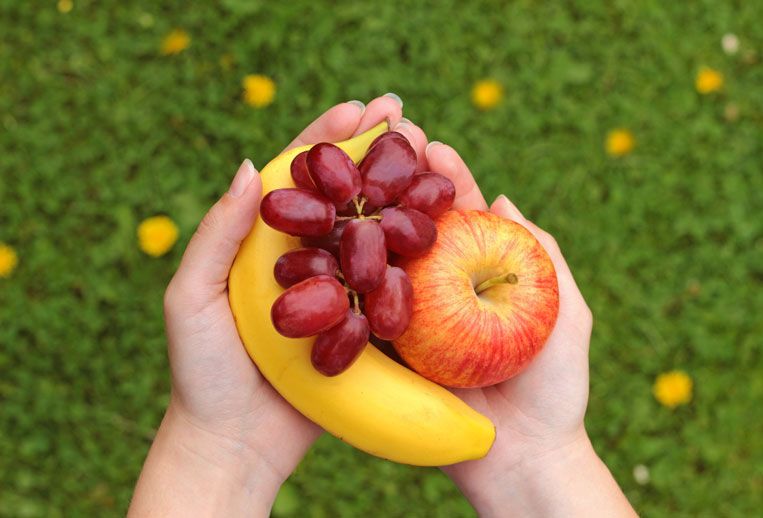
[384,92,403,107]
[347,100,365,114]
[425,141,443,156]
[229,159,255,198]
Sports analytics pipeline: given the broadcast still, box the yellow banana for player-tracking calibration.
[229,122,495,465]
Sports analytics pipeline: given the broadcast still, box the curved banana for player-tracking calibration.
[229,122,495,465]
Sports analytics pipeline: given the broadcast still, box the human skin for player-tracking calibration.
[128,96,636,517]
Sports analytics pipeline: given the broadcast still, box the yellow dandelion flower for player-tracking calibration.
[0,243,18,278]
[161,29,191,56]
[605,129,635,157]
[243,74,276,108]
[471,79,503,110]
[57,0,73,13]
[695,67,724,94]
[653,370,693,409]
[138,216,179,257]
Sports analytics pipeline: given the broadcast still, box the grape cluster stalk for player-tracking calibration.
[262,132,456,376]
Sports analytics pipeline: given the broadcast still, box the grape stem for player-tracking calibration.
[475,272,519,294]
[353,196,367,216]
[351,290,361,314]
[336,215,382,221]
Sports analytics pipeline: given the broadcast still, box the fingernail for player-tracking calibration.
[425,141,443,157]
[392,118,411,132]
[347,100,365,115]
[229,159,255,198]
[384,92,403,107]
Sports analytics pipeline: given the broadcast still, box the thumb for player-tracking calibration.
[171,159,263,306]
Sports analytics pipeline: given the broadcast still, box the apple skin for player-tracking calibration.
[393,210,559,388]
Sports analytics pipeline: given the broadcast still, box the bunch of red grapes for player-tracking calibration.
[262,132,456,376]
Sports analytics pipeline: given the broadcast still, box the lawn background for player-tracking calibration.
[1,1,762,516]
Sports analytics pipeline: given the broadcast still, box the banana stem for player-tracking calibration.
[475,272,518,294]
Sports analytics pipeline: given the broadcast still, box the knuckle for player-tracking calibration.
[163,281,179,317]
[581,303,594,327]
[197,205,222,236]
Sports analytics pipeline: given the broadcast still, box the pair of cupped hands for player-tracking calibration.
[154,95,598,514]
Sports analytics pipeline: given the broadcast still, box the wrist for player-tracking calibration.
[450,429,597,517]
[452,428,634,518]
[129,402,286,517]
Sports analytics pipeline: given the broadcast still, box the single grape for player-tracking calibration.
[311,310,370,376]
[364,266,413,340]
[300,219,348,258]
[359,137,416,206]
[274,248,339,288]
[368,131,407,149]
[306,143,362,204]
[290,151,315,191]
[340,219,387,293]
[379,207,437,257]
[271,275,349,338]
[398,172,455,218]
[261,188,335,237]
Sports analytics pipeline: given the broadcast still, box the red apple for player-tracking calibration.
[393,210,559,388]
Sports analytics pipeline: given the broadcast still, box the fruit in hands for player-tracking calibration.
[394,210,560,388]
[399,172,456,218]
[273,247,339,288]
[306,143,362,204]
[359,137,416,206]
[290,151,315,191]
[379,206,437,257]
[312,310,370,376]
[300,219,347,258]
[261,188,335,237]
[228,124,494,465]
[340,219,387,293]
[270,275,349,338]
[365,266,413,340]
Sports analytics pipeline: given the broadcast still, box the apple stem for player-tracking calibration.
[475,272,519,294]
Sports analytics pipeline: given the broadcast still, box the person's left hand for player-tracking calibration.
[130,96,403,517]
[165,95,404,473]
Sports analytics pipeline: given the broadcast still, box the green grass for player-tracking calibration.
[2,1,762,516]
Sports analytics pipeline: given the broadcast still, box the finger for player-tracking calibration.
[425,142,488,210]
[283,101,366,152]
[490,194,525,223]
[392,117,429,172]
[518,219,591,332]
[353,93,403,135]
[490,196,591,334]
[170,160,263,305]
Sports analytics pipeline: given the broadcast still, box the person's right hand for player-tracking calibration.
[386,122,634,517]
